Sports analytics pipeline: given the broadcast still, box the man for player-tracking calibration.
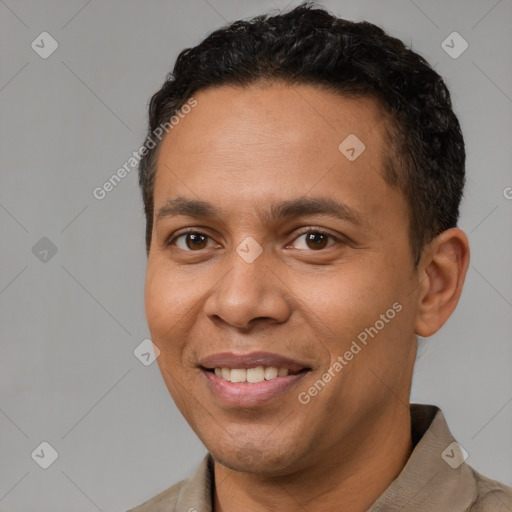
[128,3,512,511]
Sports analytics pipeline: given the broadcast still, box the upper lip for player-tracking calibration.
[199,351,310,373]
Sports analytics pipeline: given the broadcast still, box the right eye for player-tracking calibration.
[167,230,217,251]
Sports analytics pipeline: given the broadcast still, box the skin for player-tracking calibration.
[144,82,470,512]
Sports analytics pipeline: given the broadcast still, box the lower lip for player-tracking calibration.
[202,369,308,407]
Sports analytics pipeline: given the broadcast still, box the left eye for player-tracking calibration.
[289,230,338,250]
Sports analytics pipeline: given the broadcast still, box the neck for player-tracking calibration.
[213,403,413,512]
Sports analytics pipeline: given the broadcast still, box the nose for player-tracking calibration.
[203,245,292,330]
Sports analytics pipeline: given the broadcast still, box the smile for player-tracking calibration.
[200,352,311,407]
[212,366,291,383]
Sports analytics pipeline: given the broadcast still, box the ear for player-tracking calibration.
[415,228,470,337]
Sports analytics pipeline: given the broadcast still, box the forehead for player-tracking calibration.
[158,82,389,162]
[153,82,402,225]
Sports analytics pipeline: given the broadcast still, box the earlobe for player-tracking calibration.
[414,228,470,337]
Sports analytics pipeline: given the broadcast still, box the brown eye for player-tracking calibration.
[291,230,338,251]
[305,232,329,250]
[185,233,208,250]
[171,232,212,251]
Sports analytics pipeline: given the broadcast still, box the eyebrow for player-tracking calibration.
[156,196,362,226]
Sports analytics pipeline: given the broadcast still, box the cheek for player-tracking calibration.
[144,270,169,335]
[145,269,192,406]
[311,260,411,363]
[145,257,187,316]
[144,264,187,350]
[311,262,395,323]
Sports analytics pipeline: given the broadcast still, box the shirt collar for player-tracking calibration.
[367,403,477,511]
[174,404,478,512]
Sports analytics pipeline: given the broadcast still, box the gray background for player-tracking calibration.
[1,0,511,510]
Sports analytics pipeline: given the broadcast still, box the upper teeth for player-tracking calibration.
[214,366,289,383]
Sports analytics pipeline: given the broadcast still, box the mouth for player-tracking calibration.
[199,351,312,407]
[206,365,307,382]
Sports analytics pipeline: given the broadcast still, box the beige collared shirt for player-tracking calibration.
[127,404,512,511]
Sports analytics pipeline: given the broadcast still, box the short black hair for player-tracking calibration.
[139,1,465,265]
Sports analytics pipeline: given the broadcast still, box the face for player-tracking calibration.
[145,82,422,476]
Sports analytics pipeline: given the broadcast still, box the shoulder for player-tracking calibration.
[126,454,213,512]
[468,467,512,512]
[126,479,185,512]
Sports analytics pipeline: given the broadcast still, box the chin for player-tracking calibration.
[208,439,305,476]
